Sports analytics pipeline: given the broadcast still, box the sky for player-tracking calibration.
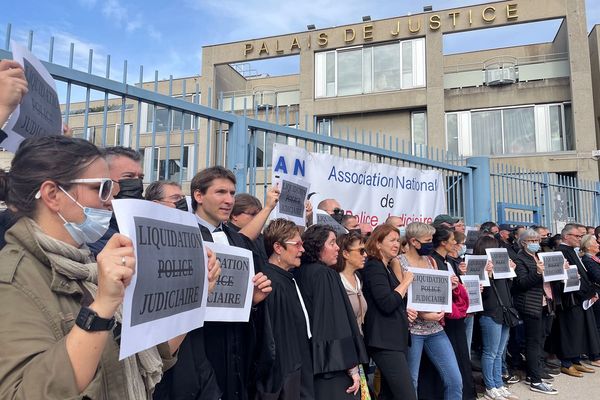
[3,0,600,83]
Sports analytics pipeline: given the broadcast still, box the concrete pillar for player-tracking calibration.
[425,28,445,149]
[566,0,598,180]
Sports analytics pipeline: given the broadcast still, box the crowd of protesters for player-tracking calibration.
[3,59,600,400]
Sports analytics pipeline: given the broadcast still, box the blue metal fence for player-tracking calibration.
[1,23,599,229]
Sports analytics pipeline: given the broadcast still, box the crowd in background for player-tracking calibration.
[2,58,600,400]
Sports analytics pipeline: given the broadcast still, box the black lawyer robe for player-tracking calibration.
[551,244,600,359]
[294,262,368,400]
[254,263,314,400]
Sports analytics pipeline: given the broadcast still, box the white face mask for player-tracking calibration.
[57,187,112,245]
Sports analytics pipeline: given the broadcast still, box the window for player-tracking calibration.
[337,48,363,96]
[446,103,572,156]
[141,95,197,134]
[315,38,425,98]
[114,124,132,146]
[411,111,427,152]
[252,132,292,168]
[373,43,400,91]
[143,146,195,182]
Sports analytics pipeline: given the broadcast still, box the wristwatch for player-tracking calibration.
[76,306,116,331]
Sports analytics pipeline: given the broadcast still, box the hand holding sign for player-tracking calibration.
[407,308,418,323]
[206,248,221,294]
[536,259,544,275]
[252,272,272,305]
[0,60,28,126]
[265,184,281,211]
[94,233,136,317]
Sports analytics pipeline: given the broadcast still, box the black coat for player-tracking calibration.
[513,250,544,319]
[157,223,264,400]
[294,262,368,376]
[360,258,410,352]
[551,244,600,359]
[254,263,314,399]
[582,254,600,288]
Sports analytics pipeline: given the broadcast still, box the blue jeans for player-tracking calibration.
[465,315,474,359]
[407,330,463,400]
[480,315,510,389]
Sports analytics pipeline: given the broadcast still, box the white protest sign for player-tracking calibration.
[315,209,348,235]
[1,41,62,152]
[112,199,208,360]
[407,268,453,313]
[272,143,446,230]
[564,265,580,293]
[203,242,255,322]
[465,255,491,287]
[539,252,567,282]
[486,248,515,279]
[462,274,483,313]
[272,174,310,226]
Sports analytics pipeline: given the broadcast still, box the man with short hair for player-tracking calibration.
[88,146,144,256]
[385,215,404,228]
[144,180,188,211]
[533,225,552,252]
[188,166,272,400]
[341,214,360,233]
[555,224,600,377]
[317,198,345,223]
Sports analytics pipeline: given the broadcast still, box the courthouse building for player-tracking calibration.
[60,0,600,185]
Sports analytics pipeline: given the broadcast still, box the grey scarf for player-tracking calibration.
[28,218,164,400]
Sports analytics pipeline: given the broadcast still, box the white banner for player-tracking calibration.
[272,143,446,228]
[564,265,580,293]
[204,242,255,322]
[1,41,62,152]
[113,199,208,360]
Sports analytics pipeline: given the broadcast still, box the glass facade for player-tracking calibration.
[315,38,425,98]
[446,103,572,156]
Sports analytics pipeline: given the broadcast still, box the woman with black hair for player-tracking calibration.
[0,136,204,399]
[294,225,368,399]
[419,228,475,400]
[474,236,519,400]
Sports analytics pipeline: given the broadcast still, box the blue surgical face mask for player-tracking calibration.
[58,187,112,246]
[458,244,467,257]
[527,243,541,253]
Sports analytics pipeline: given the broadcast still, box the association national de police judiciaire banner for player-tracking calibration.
[272,143,447,225]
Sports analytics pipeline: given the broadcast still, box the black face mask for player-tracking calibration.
[416,241,435,256]
[174,198,189,212]
[540,238,552,249]
[115,178,144,200]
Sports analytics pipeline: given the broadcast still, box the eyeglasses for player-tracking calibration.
[284,240,304,249]
[332,207,345,215]
[70,178,114,202]
[567,233,584,239]
[348,247,367,255]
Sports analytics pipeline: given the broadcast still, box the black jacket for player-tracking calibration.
[513,250,544,319]
[582,254,600,288]
[360,258,410,352]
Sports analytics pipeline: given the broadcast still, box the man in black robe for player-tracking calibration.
[157,167,272,400]
[554,223,600,376]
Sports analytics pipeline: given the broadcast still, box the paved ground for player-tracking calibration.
[489,369,600,400]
